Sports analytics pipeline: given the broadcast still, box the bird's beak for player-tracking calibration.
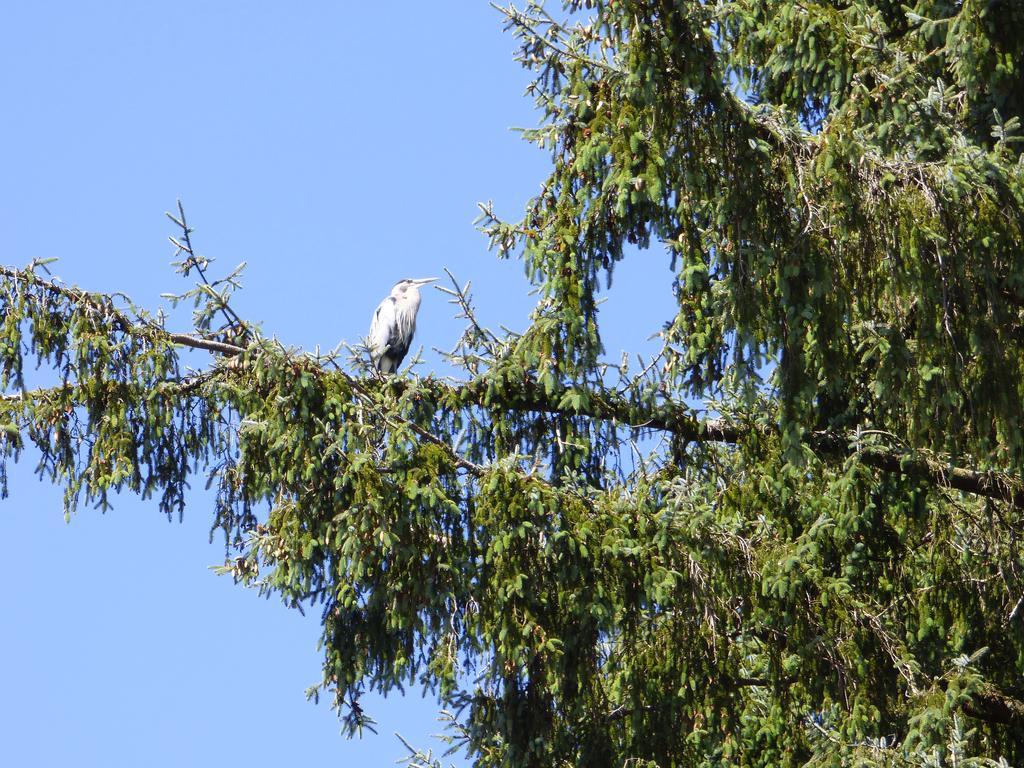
[412,277,439,285]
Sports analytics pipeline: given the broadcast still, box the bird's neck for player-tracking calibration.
[400,289,421,310]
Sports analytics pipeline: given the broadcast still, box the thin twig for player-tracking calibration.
[166,200,247,335]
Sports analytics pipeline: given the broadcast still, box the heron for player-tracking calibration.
[368,277,438,373]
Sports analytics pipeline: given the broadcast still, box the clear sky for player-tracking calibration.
[1,3,677,765]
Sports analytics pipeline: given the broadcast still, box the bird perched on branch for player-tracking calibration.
[368,277,437,373]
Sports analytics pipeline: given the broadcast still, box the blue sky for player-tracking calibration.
[1,3,677,765]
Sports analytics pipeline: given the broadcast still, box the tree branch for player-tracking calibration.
[4,262,1023,507]
[964,687,1024,729]
[415,377,1024,507]
[167,333,243,357]
[0,263,245,358]
[166,200,249,337]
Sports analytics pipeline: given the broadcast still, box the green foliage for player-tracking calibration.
[5,1,1024,765]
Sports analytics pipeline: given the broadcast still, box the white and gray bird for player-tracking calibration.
[368,277,438,373]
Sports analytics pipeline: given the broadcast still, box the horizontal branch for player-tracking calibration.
[815,440,1024,508]
[1,264,244,357]
[167,333,243,356]
[602,679,1024,731]
[4,263,1023,507]
[964,687,1024,729]
[417,377,1024,507]
[0,371,219,406]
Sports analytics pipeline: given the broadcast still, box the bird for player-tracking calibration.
[368,277,438,373]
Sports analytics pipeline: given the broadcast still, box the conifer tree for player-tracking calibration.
[4,2,1024,765]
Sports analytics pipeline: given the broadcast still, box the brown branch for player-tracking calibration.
[1,263,245,358]
[2,262,160,338]
[167,333,243,357]
[964,687,1024,729]
[809,435,1024,508]
[0,372,221,405]
[602,679,1024,731]
[4,263,1023,507]
[417,376,1024,507]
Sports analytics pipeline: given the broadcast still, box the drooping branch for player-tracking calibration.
[601,682,1024,731]
[4,263,1023,507]
[964,687,1024,729]
[0,264,245,358]
[414,377,1024,507]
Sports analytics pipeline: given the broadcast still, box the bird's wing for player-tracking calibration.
[368,297,398,363]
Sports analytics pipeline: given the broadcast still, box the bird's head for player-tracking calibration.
[391,277,438,298]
